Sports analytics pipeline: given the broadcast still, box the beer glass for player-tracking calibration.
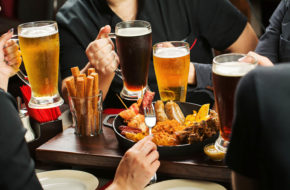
[111,20,152,101]
[17,21,63,109]
[212,53,257,152]
[153,41,190,102]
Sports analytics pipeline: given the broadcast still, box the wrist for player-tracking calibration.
[0,76,9,92]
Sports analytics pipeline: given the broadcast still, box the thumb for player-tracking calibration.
[96,25,111,40]
[0,30,13,49]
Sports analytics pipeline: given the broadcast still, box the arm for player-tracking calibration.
[226,23,258,53]
[0,30,21,91]
[188,23,258,88]
[255,1,286,63]
[107,136,160,190]
[0,91,42,189]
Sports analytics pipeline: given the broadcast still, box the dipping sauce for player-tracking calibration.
[204,144,225,161]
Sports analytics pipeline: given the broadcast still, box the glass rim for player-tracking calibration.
[153,41,190,49]
[115,20,151,29]
[18,20,57,28]
[213,53,257,65]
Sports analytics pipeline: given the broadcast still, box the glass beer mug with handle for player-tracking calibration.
[109,20,152,101]
[212,53,257,153]
[16,21,64,109]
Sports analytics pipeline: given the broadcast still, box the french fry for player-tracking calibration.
[88,68,96,76]
[76,77,85,136]
[85,76,94,136]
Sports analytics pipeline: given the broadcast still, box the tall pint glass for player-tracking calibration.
[153,41,190,102]
[212,53,257,152]
[114,20,152,101]
[17,21,63,109]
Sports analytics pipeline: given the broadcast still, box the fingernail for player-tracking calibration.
[8,28,14,34]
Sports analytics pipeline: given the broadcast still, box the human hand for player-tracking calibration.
[86,25,119,75]
[0,30,22,78]
[245,51,274,67]
[110,136,160,190]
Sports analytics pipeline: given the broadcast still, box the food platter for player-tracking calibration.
[103,101,218,158]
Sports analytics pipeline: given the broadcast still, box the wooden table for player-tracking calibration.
[36,116,231,183]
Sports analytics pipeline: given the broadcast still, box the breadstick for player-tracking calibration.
[71,66,80,77]
[76,77,85,136]
[88,68,96,75]
[65,77,76,97]
[90,72,99,133]
[85,76,94,136]
[71,67,80,86]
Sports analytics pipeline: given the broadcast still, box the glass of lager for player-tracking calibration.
[153,41,190,102]
[17,21,63,109]
[212,53,257,152]
[110,20,152,101]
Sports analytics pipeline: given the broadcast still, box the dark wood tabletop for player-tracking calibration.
[36,115,231,183]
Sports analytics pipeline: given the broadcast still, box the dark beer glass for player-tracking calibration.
[114,20,152,100]
[212,53,257,152]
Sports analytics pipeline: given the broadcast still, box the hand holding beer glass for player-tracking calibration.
[16,21,63,109]
[110,20,152,100]
[213,53,257,152]
[153,41,190,102]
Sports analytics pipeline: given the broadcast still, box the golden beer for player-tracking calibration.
[19,27,59,98]
[153,43,190,102]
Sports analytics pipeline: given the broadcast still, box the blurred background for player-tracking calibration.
[0,0,281,36]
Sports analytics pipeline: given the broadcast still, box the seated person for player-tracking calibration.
[225,63,290,190]
[255,0,290,63]
[56,0,258,108]
[0,31,159,190]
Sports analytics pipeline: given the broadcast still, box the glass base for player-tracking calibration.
[120,86,147,101]
[28,94,64,109]
[214,134,229,153]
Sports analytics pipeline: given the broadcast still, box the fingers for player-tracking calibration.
[151,160,161,173]
[132,135,154,150]
[0,30,13,48]
[140,140,157,156]
[247,51,274,67]
[3,41,19,55]
[96,25,111,39]
[146,149,159,164]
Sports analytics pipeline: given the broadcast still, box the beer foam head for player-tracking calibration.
[213,61,256,77]
[117,27,151,37]
[154,47,189,58]
[19,25,57,38]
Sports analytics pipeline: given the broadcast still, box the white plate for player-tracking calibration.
[145,179,226,190]
[37,169,99,190]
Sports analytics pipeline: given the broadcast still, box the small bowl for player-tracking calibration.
[204,143,225,161]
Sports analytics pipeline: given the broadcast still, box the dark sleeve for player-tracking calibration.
[225,70,260,178]
[193,63,212,89]
[0,91,42,190]
[197,0,247,50]
[58,27,89,79]
[255,1,286,63]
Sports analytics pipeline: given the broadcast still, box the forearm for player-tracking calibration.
[187,62,196,85]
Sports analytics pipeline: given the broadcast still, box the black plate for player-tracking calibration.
[104,102,218,158]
